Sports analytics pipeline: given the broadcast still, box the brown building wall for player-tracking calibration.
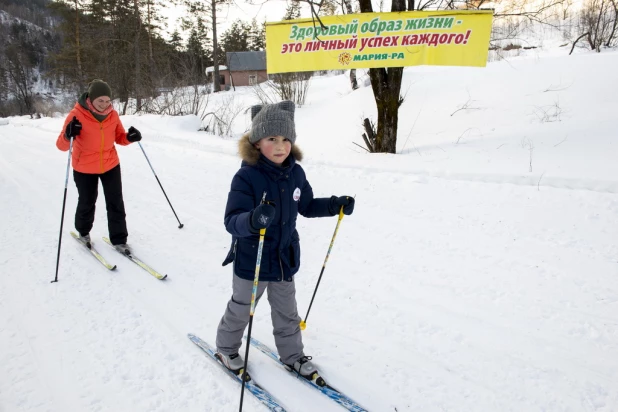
[221,70,268,89]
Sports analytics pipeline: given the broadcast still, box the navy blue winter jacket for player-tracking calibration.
[222,136,335,282]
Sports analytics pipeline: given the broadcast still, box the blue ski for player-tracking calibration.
[248,337,369,412]
[187,334,287,412]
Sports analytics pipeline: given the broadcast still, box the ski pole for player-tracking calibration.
[239,192,267,412]
[300,206,345,330]
[52,134,74,283]
[138,142,184,228]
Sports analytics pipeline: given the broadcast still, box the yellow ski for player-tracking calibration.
[102,237,167,280]
[70,231,116,270]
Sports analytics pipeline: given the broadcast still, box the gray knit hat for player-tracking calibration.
[249,100,296,144]
[88,79,112,101]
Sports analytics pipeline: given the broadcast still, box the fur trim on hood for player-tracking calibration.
[238,133,303,165]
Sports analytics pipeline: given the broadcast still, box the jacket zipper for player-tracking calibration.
[279,219,285,281]
[99,122,104,173]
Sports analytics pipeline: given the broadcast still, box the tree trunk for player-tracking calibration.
[587,31,595,50]
[367,67,403,153]
[6,50,33,116]
[592,0,605,51]
[147,0,156,87]
[134,0,142,111]
[569,32,590,55]
[104,41,110,82]
[349,70,359,90]
[212,0,221,93]
[74,0,83,85]
[342,0,358,90]
[358,0,406,154]
[147,0,155,63]
[605,0,618,46]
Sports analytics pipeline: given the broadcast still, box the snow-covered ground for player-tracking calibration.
[1,46,617,412]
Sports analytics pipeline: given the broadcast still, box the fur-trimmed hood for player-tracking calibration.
[223,133,333,282]
[238,133,303,165]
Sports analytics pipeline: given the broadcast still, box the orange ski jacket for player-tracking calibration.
[56,101,131,174]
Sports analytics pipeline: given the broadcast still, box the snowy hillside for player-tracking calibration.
[1,47,617,412]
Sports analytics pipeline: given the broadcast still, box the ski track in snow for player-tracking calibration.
[1,52,618,411]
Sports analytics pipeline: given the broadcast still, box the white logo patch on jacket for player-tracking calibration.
[293,187,301,202]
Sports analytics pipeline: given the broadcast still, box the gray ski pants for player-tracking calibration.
[216,274,304,365]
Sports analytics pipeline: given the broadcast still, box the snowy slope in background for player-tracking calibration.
[1,49,617,412]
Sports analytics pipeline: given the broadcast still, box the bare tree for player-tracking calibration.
[4,45,35,116]
[211,0,221,92]
[269,72,313,106]
[491,0,566,23]
[201,95,244,136]
[185,0,231,93]
[74,0,84,85]
[607,0,618,45]
[576,0,618,51]
[144,0,160,72]
[134,0,142,110]
[342,0,359,90]
[358,0,407,153]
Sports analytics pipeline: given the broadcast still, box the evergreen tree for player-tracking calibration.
[221,19,251,52]
[248,18,266,51]
[283,0,301,20]
[319,0,338,16]
[185,16,210,84]
[1,0,247,113]
[48,0,179,111]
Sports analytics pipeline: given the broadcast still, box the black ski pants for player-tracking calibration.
[73,164,128,245]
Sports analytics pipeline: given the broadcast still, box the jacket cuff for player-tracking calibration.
[327,195,338,216]
[247,211,259,234]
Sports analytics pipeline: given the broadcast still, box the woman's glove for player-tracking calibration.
[64,116,82,140]
[127,126,142,142]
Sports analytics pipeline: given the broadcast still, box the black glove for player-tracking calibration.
[64,116,82,140]
[250,203,276,232]
[127,126,142,142]
[329,196,355,216]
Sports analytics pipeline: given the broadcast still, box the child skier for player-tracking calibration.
[215,100,355,380]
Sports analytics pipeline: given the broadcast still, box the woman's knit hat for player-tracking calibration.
[249,100,296,144]
[88,79,112,101]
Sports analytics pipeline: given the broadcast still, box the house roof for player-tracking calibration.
[226,51,266,72]
[205,65,227,73]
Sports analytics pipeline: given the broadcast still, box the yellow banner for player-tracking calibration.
[266,10,493,73]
